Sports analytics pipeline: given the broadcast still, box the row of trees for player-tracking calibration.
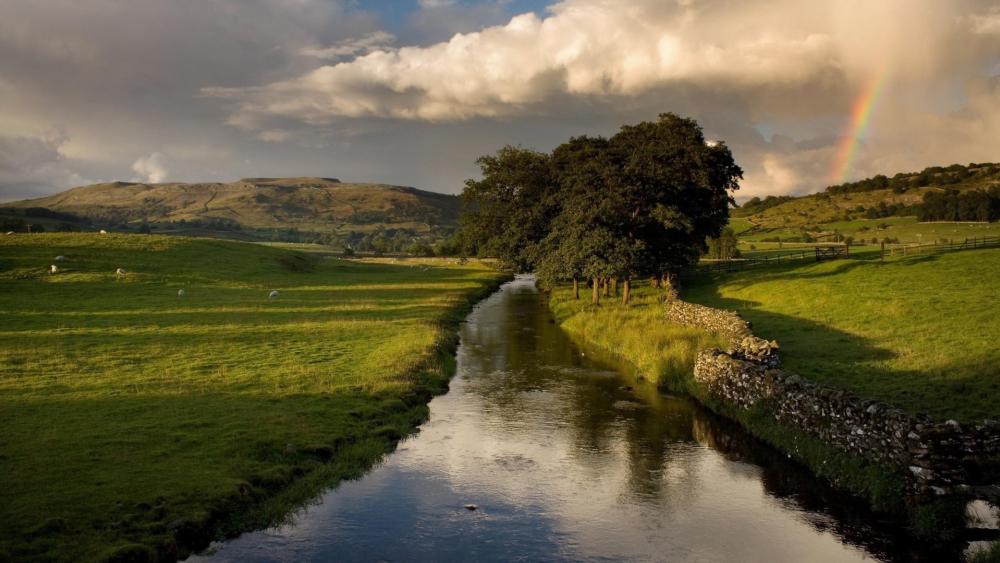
[918,188,1000,222]
[825,162,999,195]
[459,114,742,304]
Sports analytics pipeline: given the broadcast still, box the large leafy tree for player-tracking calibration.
[606,114,741,298]
[458,146,556,271]
[461,113,742,304]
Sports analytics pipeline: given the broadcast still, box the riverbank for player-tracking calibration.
[0,233,509,562]
[546,278,991,539]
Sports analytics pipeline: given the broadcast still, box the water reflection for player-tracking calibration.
[194,276,958,562]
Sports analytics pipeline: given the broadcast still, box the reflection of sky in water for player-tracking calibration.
[193,277,888,562]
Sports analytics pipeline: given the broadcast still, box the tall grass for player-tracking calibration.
[548,284,726,389]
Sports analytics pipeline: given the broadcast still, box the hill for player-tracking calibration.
[2,177,460,247]
[731,162,1000,246]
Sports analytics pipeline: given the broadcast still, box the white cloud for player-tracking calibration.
[131,152,169,183]
[210,1,848,124]
[969,8,1000,34]
[299,31,396,60]
[418,0,458,8]
[256,129,292,143]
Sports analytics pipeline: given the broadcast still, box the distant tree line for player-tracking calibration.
[738,195,794,215]
[918,188,1000,222]
[459,113,742,304]
[824,162,1000,195]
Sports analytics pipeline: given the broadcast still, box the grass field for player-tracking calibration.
[732,215,998,245]
[548,286,726,388]
[0,233,506,561]
[683,248,1000,422]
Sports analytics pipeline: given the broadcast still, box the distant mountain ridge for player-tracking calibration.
[5,177,460,236]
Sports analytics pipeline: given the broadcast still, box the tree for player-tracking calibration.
[459,113,742,305]
[458,146,557,271]
[603,113,741,301]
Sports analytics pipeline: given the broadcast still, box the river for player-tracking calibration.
[193,275,959,562]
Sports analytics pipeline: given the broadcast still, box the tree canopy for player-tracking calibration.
[459,113,742,303]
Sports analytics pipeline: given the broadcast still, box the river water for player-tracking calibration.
[194,276,958,562]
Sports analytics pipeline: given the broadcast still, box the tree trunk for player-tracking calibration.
[592,277,600,304]
[573,278,580,299]
[602,277,610,297]
[621,278,631,305]
[611,278,618,296]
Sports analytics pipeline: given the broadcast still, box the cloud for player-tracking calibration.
[969,8,1000,34]
[418,0,458,8]
[0,130,87,201]
[210,1,847,124]
[131,152,169,183]
[300,31,396,60]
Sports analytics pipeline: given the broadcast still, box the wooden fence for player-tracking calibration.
[882,236,1000,258]
[698,249,814,273]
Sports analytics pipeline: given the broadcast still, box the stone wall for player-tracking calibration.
[669,298,1000,497]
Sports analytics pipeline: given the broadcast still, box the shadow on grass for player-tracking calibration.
[0,387,442,561]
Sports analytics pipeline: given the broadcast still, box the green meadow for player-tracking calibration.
[548,286,727,388]
[683,248,1000,422]
[0,233,506,561]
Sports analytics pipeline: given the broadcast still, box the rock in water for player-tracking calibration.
[463,504,478,511]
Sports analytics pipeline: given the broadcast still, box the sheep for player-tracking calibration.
[99,230,108,234]
[268,290,280,300]
[115,267,127,279]
[5,231,14,235]
[54,255,66,261]
[50,265,59,274]
[177,289,186,297]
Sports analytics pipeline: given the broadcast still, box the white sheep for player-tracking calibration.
[177,289,186,297]
[99,230,108,234]
[5,231,14,235]
[54,255,66,261]
[268,290,280,299]
[50,265,59,274]
[115,267,127,279]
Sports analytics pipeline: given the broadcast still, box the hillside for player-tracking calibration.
[732,162,1000,245]
[2,177,460,242]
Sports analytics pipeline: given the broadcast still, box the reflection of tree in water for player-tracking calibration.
[460,279,966,562]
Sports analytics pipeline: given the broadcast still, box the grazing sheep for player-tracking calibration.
[6,231,14,235]
[99,230,108,234]
[268,290,280,300]
[54,255,66,261]
[115,267,126,279]
[50,265,59,274]
[177,289,186,297]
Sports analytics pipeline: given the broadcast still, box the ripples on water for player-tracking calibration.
[193,276,963,562]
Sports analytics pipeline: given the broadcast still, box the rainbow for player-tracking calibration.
[830,70,889,184]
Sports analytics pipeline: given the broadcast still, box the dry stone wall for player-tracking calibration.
[668,298,1000,497]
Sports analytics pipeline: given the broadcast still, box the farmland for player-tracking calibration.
[0,233,506,561]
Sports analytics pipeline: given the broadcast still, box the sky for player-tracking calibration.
[1,0,999,202]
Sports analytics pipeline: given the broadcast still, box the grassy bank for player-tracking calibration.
[547,283,908,515]
[683,248,1000,422]
[548,286,727,388]
[0,233,507,561]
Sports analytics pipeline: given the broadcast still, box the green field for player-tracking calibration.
[548,286,726,388]
[734,215,998,245]
[0,233,505,561]
[683,248,1000,421]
